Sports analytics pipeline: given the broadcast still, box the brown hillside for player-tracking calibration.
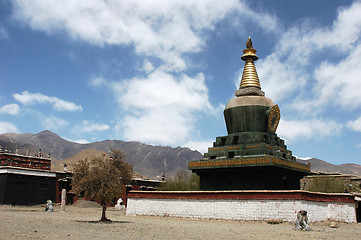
[52,148,146,178]
[297,158,361,177]
[52,149,107,172]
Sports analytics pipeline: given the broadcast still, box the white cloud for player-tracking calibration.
[295,156,313,160]
[184,140,213,154]
[346,116,361,132]
[42,116,68,131]
[316,2,361,51]
[142,60,154,73]
[258,55,308,103]
[113,70,215,145]
[52,99,82,112]
[0,104,20,115]
[314,43,361,109]
[61,136,90,144]
[0,121,18,133]
[73,139,90,144]
[277,119,342,142]
[116,71,212,111]
[12,0,278,71]
[258,2,361,114]
[13,91,82,112]
[73,120,110,134]
[90,77,108,88]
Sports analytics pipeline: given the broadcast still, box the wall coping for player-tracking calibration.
[0,166,56,177]
[128,190,356,203]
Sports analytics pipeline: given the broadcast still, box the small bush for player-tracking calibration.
[158,171,200,191]
[305,177,356,193]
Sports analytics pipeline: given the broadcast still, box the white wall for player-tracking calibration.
[126,198,357,223]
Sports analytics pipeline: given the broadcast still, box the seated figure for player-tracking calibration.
[294,210,312,231]
[45,199,53,212]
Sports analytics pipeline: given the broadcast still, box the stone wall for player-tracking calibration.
[126,191,358,223]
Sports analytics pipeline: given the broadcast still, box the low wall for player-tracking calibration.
[126,191,357,223]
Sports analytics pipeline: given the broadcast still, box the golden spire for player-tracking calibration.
[239,37,260,89]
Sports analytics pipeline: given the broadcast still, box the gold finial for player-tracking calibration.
[239,37,261,90]
[246,37,253,49]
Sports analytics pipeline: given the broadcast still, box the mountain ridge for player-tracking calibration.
[1,130,360,178]
[0,130,202,178]
[296,158,361,176]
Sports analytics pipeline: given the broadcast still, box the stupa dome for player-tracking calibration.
[224,38,278,134]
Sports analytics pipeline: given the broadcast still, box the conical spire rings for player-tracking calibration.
[235,38,264,97]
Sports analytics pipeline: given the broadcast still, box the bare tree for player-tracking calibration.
[72,148,133,221]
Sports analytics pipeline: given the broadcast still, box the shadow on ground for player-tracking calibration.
[75,220,130,224]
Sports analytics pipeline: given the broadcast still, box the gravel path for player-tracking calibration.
[0,204,360,240]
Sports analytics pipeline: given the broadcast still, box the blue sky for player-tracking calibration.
[1,0,361,165]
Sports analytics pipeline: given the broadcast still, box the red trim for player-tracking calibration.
[128,190,355,203]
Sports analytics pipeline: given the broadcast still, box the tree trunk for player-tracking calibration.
[100,202,109,221]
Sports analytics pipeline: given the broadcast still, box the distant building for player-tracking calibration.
[0,147,162,205]
[0,148,74,205]
[120,178,163,206]
[0,148,51,170]
[301,172,361,193]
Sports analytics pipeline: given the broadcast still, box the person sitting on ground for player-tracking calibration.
[294,210,312,231]
[45,199,53,212]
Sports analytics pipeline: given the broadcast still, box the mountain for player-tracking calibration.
[0,130,83,160]
[0,131,203,179]
[296,158,361,176]
[51,148,108,171]
[52,148,147,179]
[1,131,361,178]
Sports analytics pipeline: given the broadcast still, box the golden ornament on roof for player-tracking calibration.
[246,37,253,49]
[239,37,261,90]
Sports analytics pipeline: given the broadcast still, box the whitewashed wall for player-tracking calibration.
[126,198,357,223]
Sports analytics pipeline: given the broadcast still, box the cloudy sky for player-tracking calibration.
[1,0,361,165]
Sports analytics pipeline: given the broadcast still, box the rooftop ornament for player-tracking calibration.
[236,37,264,96]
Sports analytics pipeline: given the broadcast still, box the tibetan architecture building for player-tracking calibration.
[0,149,51,170]
[0,147,72,205]
[0,146,161,205]
[189,38,311,190]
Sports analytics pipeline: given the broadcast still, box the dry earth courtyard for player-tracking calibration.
[0,204,360,240]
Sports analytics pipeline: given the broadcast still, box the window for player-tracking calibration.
[221,137,226,146]
[233,136,239,144]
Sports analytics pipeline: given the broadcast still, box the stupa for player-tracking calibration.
[189,38,311,190]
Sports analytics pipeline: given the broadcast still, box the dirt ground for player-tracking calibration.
[0,204,360,240]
